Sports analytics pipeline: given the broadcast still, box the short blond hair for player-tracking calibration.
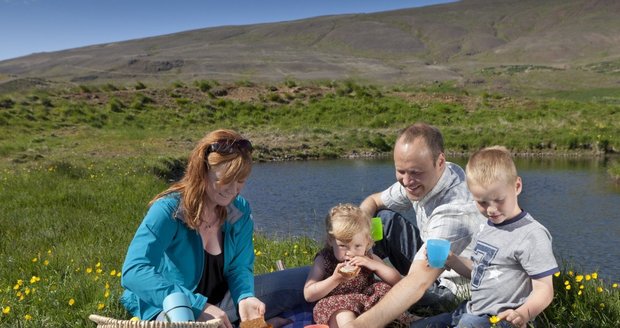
[466,146,517,187]
[325,203,372,249]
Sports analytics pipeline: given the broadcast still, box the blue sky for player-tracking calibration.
[0,0,455,61]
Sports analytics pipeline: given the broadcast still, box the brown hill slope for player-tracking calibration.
[1,0,619,91]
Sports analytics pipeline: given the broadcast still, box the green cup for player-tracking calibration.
[371,217,383,241]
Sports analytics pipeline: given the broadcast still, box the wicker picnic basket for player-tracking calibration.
[89,314,221,328]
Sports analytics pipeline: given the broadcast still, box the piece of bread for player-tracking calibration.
[338,264,360,278]
[240,316,271,328]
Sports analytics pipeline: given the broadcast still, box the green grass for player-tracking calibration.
[0,163,618,327]
[0,80,619,326]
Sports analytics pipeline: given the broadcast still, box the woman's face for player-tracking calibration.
[206,166,246,207]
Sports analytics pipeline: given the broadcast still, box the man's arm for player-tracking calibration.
[345,260,443,328]
[360,192,384,217]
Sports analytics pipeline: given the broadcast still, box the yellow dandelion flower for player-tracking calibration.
[13,284,20,290]
[116,272,121,278]
[94,276,100,281]
[553,272,560,277]
[104,290,110,298]
[18,295,24,301]
[97,303,105,310]
[43,260,49,266]
[578,290,582,296]
[69,298,75,306]
[25,287,31,295]
[568,271,574,276]
[96,268,103,274]
[110,270,117,276]
[29,276,40,284]
[2,306,10,314]
[585,274,592,281]
[592,272,598,279]
[31,257,38,263]
[575,275,584,283]
[16,291,22,297]
[16,279,23,286]
[47,249,52,255]
[564,280,570,285]
[613,283,618,288]
[255,251,262,256]
[489,315,500,324]
[105,282,110,289]
[86,267,93,274]
[284,252,289,256]
[597,287,603,293]
[565,284,571,290]
[24,314,32,320]
[580,285,584,290]
[96,262,101,268]
[599,303,605,309]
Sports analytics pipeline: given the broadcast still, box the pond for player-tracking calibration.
[242,157,620,282]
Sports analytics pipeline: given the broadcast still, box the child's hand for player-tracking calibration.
[348,255,376,272]
[497,309,528,328]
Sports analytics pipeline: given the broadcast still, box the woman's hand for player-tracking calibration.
[238,297,265,322]
[198,303,233,328]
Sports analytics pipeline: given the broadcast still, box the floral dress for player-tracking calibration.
[312,248,411,325]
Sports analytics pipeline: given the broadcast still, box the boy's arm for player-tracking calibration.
[497,275,554,328]
[444,251,473,278]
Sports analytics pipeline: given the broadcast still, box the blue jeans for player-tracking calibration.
[411,302,515,328]
[157,266,311,323]
[373,210,456,312]
[221,266,311,322]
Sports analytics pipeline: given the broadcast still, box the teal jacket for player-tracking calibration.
[120,193,255,320]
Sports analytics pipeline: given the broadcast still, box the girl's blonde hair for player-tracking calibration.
[324,203,373,250]
[150,129,253,230]
[466,146,517,187]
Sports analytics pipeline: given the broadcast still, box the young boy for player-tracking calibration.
[413,146,559,328]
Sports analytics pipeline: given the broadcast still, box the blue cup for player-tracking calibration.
[426,238,451,268]
[163,292,195,322]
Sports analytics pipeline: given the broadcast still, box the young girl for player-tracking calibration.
[303,203,414,327]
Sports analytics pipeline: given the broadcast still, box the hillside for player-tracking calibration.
[1,0,620,93]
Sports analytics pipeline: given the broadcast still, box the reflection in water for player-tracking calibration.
[242,158,620,282]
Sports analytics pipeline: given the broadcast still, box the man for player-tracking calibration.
[352,122,484,327]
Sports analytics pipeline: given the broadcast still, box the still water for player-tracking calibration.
[242,157,620,282]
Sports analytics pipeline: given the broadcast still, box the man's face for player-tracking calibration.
[393,137,445,201]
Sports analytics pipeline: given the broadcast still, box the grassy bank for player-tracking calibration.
[0,80,618,168]
[0,163,618,327]
[0,81,618,326]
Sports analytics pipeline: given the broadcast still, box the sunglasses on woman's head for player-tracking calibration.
[205,139,253,157]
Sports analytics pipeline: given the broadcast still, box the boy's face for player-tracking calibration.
[468,177,522,225]
[329,231,370,262]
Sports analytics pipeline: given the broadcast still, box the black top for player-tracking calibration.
[195,248,228,305]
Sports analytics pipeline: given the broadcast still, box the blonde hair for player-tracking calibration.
[324,203,372,250]
[150,129,253,230]
[466,146,517,187]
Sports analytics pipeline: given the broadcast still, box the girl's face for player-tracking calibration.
[330,231,370,262]
[468,177,522,225]
[206,166,246,207]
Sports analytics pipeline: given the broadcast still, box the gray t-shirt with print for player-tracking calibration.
[466,211,559,316]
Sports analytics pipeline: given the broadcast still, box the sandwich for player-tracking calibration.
[240,316,272,328]
[338,263,360,278]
